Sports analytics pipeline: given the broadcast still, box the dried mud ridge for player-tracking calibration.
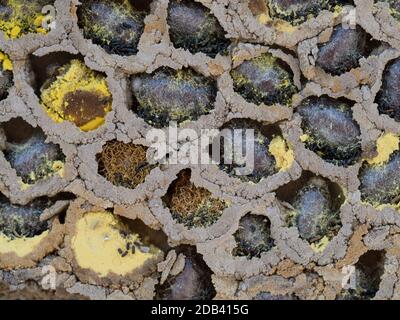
[1,0,400,300]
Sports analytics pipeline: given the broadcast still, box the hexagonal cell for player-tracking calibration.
[276,171,344,251]
[315,25,381,76]
[338,250,386,300]
[213,119,294,183]
[155,246,216,300]
[376,58,400,122]
[297,96,362,167]
[162,169,227,229]
[70,210,165,279]
[31,52,112,132]
[130,67,217,128]
[96,140,156,189]
[232,213,275,259]
[0,192,71,258]
[1,118,65,185]
[359,141,400,207]
[0,51,13,100]
[167,0,230,58]
[375,1,400,21]
[0,0,54,38]
[230,52,298,107]
[266,0,354,26]
[77,0,152,56]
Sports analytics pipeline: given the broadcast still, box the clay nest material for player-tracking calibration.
[2,0,400,301]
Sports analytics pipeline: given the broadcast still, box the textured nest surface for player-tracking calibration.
[1,0,400,301]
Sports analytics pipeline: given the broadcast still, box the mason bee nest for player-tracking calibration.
[1,0,400,301]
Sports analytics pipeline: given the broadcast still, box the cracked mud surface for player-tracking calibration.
[1,0,400,300]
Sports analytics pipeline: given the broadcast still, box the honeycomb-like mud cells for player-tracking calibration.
[1,0,400,301]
